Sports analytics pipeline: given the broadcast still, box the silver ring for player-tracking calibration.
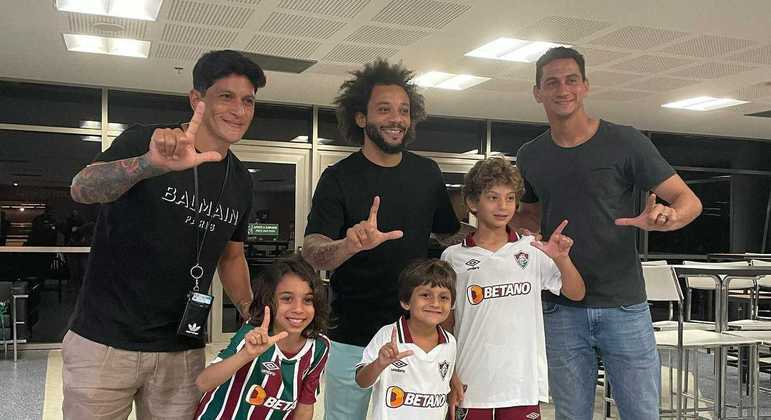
[190,264,204,280]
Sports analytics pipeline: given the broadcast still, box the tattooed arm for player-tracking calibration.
[302,196,403,271]
[433,222,475,247]
[71,102,221,205]
[70,154,166,204]
[302,233,357,272]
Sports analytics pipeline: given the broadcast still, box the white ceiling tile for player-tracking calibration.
[588,26,690,50]
[372,0,471,29]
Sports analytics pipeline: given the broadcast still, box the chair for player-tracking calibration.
[642,264,761,419]
[750,259,771,319]
[682,260,756,323]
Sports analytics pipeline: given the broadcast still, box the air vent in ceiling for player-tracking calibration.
[238,51,317,73]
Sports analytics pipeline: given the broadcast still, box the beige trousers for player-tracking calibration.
[62,330,205,420]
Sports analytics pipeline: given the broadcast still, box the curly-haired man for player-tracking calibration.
[302,59,462,419]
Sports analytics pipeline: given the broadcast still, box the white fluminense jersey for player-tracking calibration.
[357,317,456,420]
[441,231,561,408]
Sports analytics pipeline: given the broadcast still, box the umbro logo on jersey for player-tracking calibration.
[465,259,481,271]
[261,361,280,376]
[525,412,540,419]
[391,360,408,369]
[515,251,529,269]
[438,360,449,380]
[467,282,533,304]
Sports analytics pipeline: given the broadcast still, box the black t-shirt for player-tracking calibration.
[70,124,253,352]
[516,120,675,307]
[305,151,460,346]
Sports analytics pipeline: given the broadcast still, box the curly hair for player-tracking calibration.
[463,157,524,207]
[248,254,329,339]
[334,58,427,145]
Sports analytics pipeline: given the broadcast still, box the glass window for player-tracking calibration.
[108,90,191,133]
[0,130,100,344]
[221,161,296,333]
[0,81,101,128]
[318,108,346,146]
[412,116,485,154]
[652,132,771,172]
[648,171,730,254]
[490,121,548,158]
[244,103,312,143]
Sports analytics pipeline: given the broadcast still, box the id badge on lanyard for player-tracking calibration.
[177,264,213,339]
[176,155,230,340]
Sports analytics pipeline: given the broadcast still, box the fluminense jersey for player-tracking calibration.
[195,323,330,420]
[441,231,561,408]
[357,317,456,420]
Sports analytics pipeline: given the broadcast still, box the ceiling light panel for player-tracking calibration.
[412,71,490,90]
[466,38,569,63]
[56,0,163,21]
[63,34,150,58]
[661,96,749,111]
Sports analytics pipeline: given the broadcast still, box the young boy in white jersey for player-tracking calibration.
[442,157,585,420]
[356,259,457,420]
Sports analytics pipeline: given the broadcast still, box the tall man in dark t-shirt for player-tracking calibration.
[302,59,462,420]
[65,50,265,420]
[513,47,702,419]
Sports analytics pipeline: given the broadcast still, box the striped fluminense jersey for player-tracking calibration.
[195,323,330,420]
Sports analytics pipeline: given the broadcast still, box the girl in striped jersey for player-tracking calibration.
[194,256,331,420]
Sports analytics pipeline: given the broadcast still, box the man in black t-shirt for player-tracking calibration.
[512,47,702,420]
[303,59,462,420]
[64,50,265,420]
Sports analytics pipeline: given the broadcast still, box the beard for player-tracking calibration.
[365,123,411,154]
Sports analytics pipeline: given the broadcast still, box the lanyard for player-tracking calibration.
[189,153,231,292]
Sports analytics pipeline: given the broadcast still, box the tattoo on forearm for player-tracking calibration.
[433,222,474,247]
[70,154,166,204]
[302,234,350,271]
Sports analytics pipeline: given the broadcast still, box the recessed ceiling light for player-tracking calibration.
[412,72,490,90]
[247,169,259,173]
[63,34,150,58]
[55,0,163,21]
[661,96,749,111]
[12,182,19,187]
[466,38,570,63]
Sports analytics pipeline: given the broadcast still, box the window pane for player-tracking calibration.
[244,103,312,143]
[108,90,191,133]
[0,130,100,344]
[651,132,771,172]
[491,121,548,158]
[318,108,346,146]
[412,116,485,154]
[648,171,730,254]
[0,81,101,128]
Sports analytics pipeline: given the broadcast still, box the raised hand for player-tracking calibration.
[345,196,404,254]
[243,306,289,358]
[615,193,678,231]
[376,328,413,369]
[147,102,223,172]
[531,219,574,260]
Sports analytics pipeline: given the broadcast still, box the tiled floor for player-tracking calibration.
[4,346,769,420]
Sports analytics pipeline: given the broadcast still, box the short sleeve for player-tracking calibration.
[95,124,153,163]
[429,161,460,235]
[532,243,561,295]
[305,167,346,240]
[212,323,253,363]
[297,339,330,404]
[625,129,676,191]
[355,326,389,388]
